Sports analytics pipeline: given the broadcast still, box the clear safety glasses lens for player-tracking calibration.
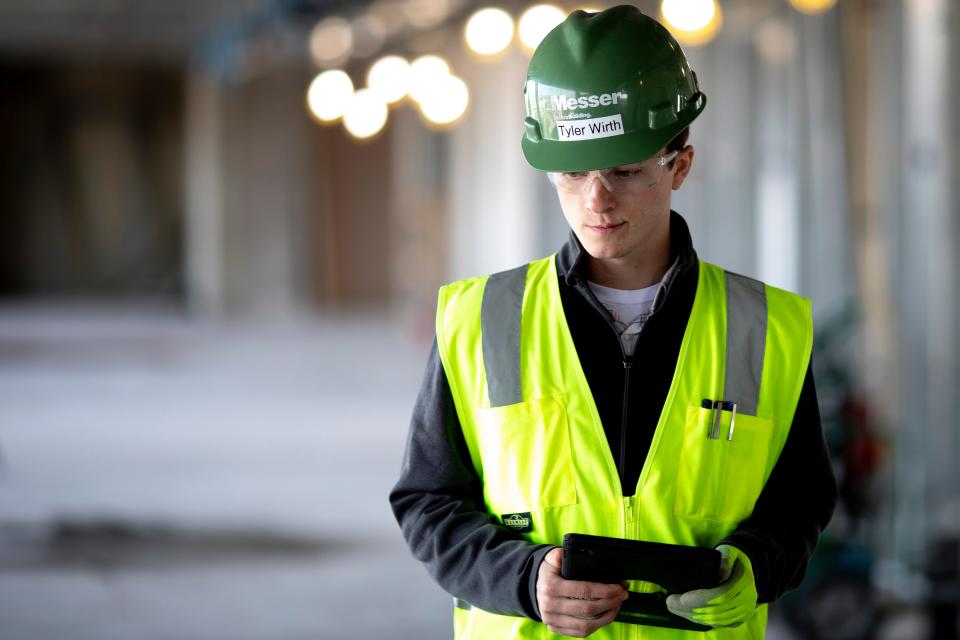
[548,150,679,195]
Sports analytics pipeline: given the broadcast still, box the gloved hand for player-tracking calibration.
[665,544,758,628]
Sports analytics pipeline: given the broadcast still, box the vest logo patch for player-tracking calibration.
[501,512,533,532]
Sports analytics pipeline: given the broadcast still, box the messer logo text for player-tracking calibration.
[552,91,628,111]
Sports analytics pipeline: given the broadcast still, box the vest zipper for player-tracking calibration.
[571,275,647,496]
[622,493,636,640]
[620,357,633,491]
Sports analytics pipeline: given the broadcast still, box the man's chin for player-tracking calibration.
[581,242,623,260]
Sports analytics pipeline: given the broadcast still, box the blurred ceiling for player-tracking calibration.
[0,0,338,62]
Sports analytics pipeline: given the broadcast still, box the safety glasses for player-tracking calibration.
[547,150,679,195]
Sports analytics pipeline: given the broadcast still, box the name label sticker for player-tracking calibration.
[556,114,625,141]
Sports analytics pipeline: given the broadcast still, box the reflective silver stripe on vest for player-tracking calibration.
[454,597,473,611]
[481,265,529,407]
[723,271,767,415]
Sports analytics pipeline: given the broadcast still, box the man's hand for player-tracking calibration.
[536,547,629,637]
[665,544,758,628]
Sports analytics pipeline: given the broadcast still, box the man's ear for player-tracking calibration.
[671,145,695,190]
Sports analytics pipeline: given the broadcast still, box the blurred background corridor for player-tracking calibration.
[0,0,957,638]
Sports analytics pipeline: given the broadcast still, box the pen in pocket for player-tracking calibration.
[701,399,738,441]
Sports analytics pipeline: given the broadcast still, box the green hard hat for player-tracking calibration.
[521,5,707,172]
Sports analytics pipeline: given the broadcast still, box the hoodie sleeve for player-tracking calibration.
[389,340,552,619]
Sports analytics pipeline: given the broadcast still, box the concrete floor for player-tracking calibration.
[0,303,805,640]
[0,304,451,639]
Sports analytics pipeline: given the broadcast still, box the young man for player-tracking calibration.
[391,6,836,639]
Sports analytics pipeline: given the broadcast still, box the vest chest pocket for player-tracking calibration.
[473,395,577,514]
[674,405,775,523]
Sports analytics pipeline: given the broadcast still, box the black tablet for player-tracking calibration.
[561,533,722,631]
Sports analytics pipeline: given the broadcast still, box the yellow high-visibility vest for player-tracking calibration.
[436,255,813,640]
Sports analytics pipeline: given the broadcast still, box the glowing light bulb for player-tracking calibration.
[343,88,389,139]
[309,17,354,68]
[788,0,838,14]
[754,19,797,65]
[465,8,515,57]
[367,55,411,104]
[408,55,451,104]
[417,74,470,126]
[660,0,722,47]
[306,69,354,123]
[661,0,715,32]
[351,14,387,58]
[405,0,451,29]
[518,4,566,51]
[369,0,409,37]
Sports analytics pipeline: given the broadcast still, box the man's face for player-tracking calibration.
[553,146,694,263]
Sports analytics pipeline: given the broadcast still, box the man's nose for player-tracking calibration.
[584,174,616,212]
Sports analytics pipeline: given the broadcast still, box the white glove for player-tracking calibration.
[665,544,758,628]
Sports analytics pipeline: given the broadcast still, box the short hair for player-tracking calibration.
[666,127,690,153]
[665,127,689,167]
